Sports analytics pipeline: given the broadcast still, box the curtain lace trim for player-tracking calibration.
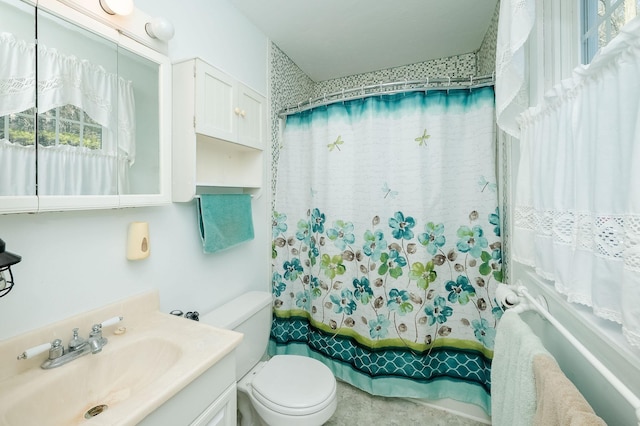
[514,206,640,268]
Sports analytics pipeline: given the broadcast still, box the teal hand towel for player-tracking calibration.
[197,194,254,254]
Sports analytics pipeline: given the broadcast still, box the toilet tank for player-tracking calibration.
[200,291,272,379]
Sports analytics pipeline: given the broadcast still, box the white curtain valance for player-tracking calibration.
[0,31,135,163]
[495,0,536,138]
[513,17,640,348]
[0,33,35,115]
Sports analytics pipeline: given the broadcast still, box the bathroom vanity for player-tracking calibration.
[0,291,242,425]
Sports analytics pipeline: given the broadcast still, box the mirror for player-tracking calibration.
[36,8,120,198]
[118,45,161,196]
[0,0,36,208]
[0,0,170,212]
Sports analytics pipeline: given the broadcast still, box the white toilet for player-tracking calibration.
[201,291,337,426]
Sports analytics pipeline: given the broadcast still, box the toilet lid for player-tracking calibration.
[251,355,336,416]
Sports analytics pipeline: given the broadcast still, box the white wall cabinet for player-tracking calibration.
[172,58,266,202]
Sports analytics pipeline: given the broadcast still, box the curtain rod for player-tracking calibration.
[278,74,495,117]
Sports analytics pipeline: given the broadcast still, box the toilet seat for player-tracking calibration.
[251,355,336,416]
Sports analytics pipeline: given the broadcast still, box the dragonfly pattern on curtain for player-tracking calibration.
[270,87,502,414]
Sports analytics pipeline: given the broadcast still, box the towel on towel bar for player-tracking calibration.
[491,310,551,426]
[197,194,254,254]
[533,354,607,426]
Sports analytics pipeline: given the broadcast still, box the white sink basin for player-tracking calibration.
[0,307,242,426]
[4,337,181,425]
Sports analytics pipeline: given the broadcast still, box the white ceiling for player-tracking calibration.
[229,0,499,82]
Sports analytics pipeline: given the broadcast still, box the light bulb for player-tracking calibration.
[99,0,134,16]
[145,17,175,42]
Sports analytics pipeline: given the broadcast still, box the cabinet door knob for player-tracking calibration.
[240,110,246,118]
[234,107,241,115]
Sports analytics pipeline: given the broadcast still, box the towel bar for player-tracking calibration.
[193,190,262,200]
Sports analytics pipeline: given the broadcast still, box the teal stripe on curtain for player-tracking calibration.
[269,315,492,413]
[285,88,496,126]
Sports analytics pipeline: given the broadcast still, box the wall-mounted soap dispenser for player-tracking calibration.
[126,222,150,260]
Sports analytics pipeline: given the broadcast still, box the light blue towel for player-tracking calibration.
[491,310,551,426]
[197,194,254,254]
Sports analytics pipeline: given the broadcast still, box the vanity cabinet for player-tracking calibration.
[139,350,238,426]
[190,383,237,426]
[172,58,266,202]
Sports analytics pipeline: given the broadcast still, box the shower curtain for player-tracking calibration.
[270,87,501,413]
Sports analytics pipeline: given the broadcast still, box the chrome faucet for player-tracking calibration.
[17,316,123,369]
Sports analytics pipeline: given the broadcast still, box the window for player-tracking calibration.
[582,0,639,63]
[37,105,103,150]
[0,108,35,146]
[1,106,102,149]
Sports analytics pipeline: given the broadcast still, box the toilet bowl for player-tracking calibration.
[237,355,337,426]
[201,291,337,426]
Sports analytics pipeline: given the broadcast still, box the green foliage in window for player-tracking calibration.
[37,129,101,149]
[2,105,101,150]
[8,129,35,146]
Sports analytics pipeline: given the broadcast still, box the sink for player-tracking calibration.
[3,338,181,425]
[0,300,243,426]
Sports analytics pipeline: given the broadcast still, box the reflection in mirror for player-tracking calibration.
[0,0,36,197]
[118,47,160,195]
[0,0,167,210]
[36,8,123,196]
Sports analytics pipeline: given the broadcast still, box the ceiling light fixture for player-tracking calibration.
[99,0,134,16]
[145,17,175,42]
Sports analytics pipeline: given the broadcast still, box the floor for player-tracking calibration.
[324,381,488,426]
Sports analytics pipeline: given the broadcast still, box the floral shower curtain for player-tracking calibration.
[270,87,502,413]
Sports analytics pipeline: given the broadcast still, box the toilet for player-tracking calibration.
[201,291,337,426]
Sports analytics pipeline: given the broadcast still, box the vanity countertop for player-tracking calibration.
[0,291,242,426]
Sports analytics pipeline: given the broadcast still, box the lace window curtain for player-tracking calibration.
[0,32,135,196]
[513,17,640,348]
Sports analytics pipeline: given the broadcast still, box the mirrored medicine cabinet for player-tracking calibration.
[0,0,171,213]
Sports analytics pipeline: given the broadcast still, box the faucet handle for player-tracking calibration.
[90,323,103,337]
[48,339,64,360]
[17,342,51,360]
[100,316,123,328]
